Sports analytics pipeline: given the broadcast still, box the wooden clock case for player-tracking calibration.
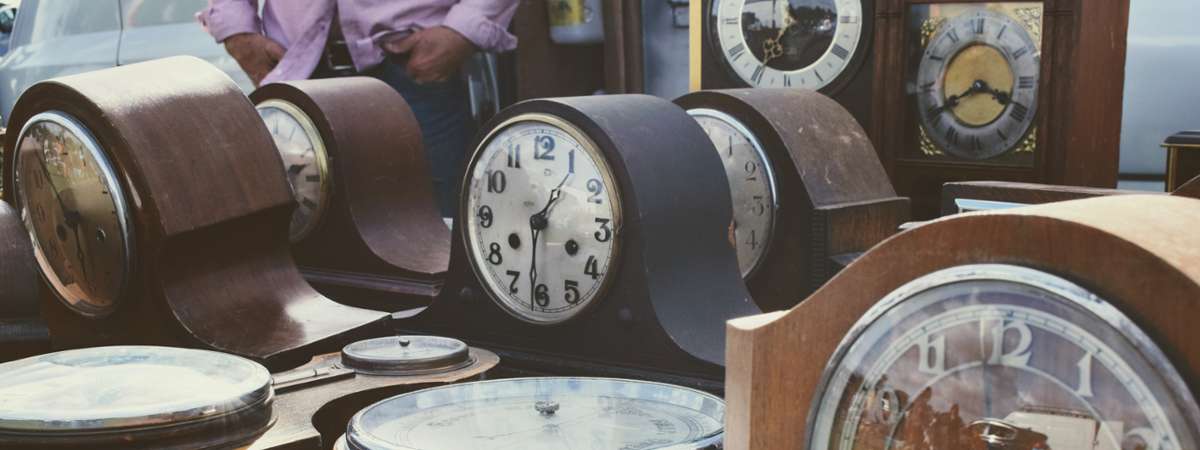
[723,194,1200,449]
[251,79,450,311]
[871,0,1130,218]
[940,173,1200,215]
[1,57,388,370]
[402,95,759,392]
[675,88,908,311]
[0,201,48,361]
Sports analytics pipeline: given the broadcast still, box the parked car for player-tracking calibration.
[0,4,17,56]
[0,0,252,126]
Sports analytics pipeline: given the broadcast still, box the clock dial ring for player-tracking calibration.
[13,110,133,318]
[255,98,333,242]
[461,113,624,325]
[807,264,1200,450]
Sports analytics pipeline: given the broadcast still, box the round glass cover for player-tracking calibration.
[0,346,272,434]
[341,336,473,375]
[257,99,333,242]
[14,111,132,317]
[345,377,725,450]
[807,264,1200,450]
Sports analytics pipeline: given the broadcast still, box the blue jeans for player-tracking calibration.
[368,58,474,218]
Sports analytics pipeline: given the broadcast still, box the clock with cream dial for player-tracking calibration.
[256,99,332,242]
[463,114,621,325]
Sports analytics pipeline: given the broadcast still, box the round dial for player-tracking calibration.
[688,108,777,278]
[808,265,1200,450]
[463,114,622,324]
[14,111,132,317]
[713,0,865,89]
[916,9,1040,160]
[345,377,725,449]
[256,99,332,242]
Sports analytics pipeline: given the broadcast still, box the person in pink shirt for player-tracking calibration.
[200,0,520,217]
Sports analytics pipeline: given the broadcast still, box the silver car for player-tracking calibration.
[0,0,252,126]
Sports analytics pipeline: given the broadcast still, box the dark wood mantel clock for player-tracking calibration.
[690,0,878,128]
[402,94,759,392]
[1,56,389,370]
[674,88,908,311]
[873,0,1130,218]
[0,201,48,361]
[251,78,450,310]
[723,194,1200,450]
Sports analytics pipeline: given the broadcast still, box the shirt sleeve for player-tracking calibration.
[441,0,520,52]
[198,0,262,43]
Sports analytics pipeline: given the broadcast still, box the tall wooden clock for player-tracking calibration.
[872,0,1129,218]
[690,0,878,127]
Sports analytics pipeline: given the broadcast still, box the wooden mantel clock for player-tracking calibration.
[723,194,1200,450]
[1,56,388,370]
[251,78,450,310]
[690,0,878,128]
[674,88,908,311]
[402,94,759,392]
[872,0,1129,218]
[0,201,48,361]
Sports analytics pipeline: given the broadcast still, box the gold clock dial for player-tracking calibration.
[256,99,332,242]
[463,114,622,325]
[15,111,132,317]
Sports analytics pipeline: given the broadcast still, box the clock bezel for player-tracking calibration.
[13,110,133,318]
[255,98,334,243]
[686,107,780,279]
[460,112,625,326]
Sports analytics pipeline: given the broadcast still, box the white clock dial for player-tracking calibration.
[713,0,865,89]
[916,8,1041,160]
[464,115,621,324]
[688,109,777,278]
[256,99,332,242]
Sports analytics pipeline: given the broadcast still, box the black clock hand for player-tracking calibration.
[528,172,572,310]
[67,211,90,285]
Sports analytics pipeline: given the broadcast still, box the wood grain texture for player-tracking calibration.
[725,194,1200,449]
[0,201,48,361]
[940,180,1147,215]
[252,78,450,309]
[2,57,387,369]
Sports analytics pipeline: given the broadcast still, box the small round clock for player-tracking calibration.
[915,8,1040,160]
[256,98,332,242]
[463,113,622,325]
[13,110,132,317]
[711,0,867,90]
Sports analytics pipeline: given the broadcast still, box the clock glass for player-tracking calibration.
[14,111,132,317]
[463,114,622,325]
[907,3,1042,163]
[712,0,866,89]
[688,108,777,278]
[808,265,1200,450]
[256,99,332,242]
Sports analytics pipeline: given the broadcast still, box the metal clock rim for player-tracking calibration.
[13,110,134,319]
[460,112,625,326]
[686,107,780,280]
[255,98,335,243]
[802,263,1200,449]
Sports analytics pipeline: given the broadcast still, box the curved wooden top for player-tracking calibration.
[724,194,1200,449]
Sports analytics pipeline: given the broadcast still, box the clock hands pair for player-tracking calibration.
[528,171,573,310]
[761,1,796,65]
[34,149,92,286]
[929,79,1013,115]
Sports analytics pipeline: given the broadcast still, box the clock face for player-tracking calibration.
[915,6,1041,160]
[688,108,777,278]
[712,0,866,89]
[14,111,132,317]
[256,99,332,242]
[809,265,1199,450]
[463,114,622,324]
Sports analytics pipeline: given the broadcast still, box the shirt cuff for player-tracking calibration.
[442,4,518,52]
[200,3,261,43]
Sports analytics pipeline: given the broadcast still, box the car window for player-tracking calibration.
[28,0,118,43]
[121,0,208,28]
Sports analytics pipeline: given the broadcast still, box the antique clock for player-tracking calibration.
[404,94,758,391]
[0,201,47,361]
[2,56,388,369]
[691,0,877,127]
[675,88,908,311]
[251,79,450,310]
[873,1,1129,217]
[722,195,1200,450]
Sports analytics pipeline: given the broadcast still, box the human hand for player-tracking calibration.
[224,33,286,86]
[384,26,477,84]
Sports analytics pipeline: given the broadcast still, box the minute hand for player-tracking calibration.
[528,172,572,309]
